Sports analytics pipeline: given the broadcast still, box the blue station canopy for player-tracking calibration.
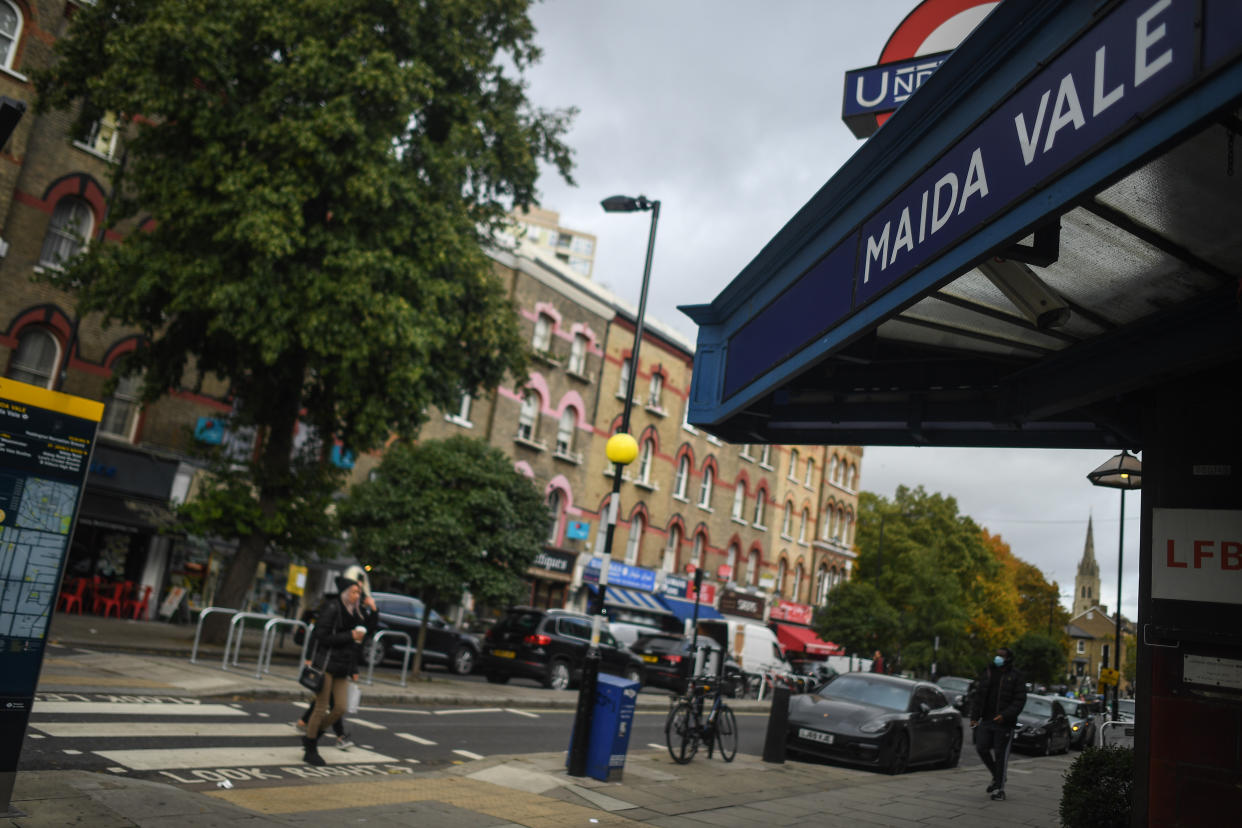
[659,595,725,623]
[588,585,670,615]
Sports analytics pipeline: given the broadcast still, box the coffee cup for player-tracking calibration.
[354,626,367,634]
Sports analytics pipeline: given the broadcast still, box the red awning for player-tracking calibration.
[773,623,841,656]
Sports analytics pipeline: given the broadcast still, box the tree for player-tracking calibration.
[337,436,549,676]
[34,1,575,627]
[1013,632,1066,686]
[813,579,900,659]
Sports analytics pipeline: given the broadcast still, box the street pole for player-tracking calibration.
[568,196,659,778]
[1113,488,1126,720]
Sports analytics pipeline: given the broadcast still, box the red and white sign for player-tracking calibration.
[716,564,733,581]
[768,599,814,626]
[1152,509,1242,605]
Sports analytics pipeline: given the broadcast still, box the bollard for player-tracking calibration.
[762,685,790,763]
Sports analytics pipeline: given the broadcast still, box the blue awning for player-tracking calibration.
[658,595,724,623]
[588,585,670,615]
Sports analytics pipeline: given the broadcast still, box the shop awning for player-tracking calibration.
[77,491,175,532]
[773,623,841,656]
[659,595,725,623]
[588,585,670,615]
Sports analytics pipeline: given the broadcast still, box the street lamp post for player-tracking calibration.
[1087,450,1142,722]
[567,195,660,778]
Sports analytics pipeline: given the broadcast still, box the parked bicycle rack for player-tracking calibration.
[363,630,413,687]
[223,611,282,671]
[1100,719,1135,748]
[189,606,240,664]
[254,618,310,679]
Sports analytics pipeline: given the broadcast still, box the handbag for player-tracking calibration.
[346,681,361,714]
[298,642,327,693]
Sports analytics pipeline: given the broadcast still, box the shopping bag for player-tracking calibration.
[346,681,361,714]
[298,663,324,694]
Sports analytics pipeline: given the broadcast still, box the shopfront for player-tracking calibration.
[527,548,575,610]
[683,2,1242,822]
[769,598,841,662]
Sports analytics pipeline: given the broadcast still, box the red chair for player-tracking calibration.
[58,578,87,614]
[85,575,102,613]
[124,585,153,620]
[95,581,129,618]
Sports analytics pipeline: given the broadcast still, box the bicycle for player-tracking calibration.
[664,675,738,764]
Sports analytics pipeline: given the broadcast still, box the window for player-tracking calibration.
[517,392,540,441]
[77,111,122,159]
[624,514,644,565]
[0,1,21,71]
[777,559,787,595]
[5,328,59,388]
[781,503,792,538]
[568,334,587,375]
[759,445,772,467]
[697,466,713,508]
[662,526,681,573]
[731,482,745,520]
[799,508,809,543]
[637,438,653,483]
[546,489,563,545]
[740,444,753,460]
[844,511,855,544]
[691,534,704,568]
[788,449,799,480]
[647,372,663,409]
[532,313,553,352]
[674,456,690,500]
[793,563,804,600]
[804,458,814,487]
[100,374,142,440]
[1076,640,1085,654]
[725,544,739,580]
[555,408,576,456]
[447,391,472,425]
[816,565,830,606]
[821,505,833,540]
[571,236,594,255]
[681,398,696,433]
[746,550,759,586]
[617,358,632,398]
[753,490,766,527]
[39,197,94,268]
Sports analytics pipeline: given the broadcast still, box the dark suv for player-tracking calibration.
[629,633,743,694]
[367,592,481,675]
[481,607,646,690]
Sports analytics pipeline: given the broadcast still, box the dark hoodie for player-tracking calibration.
[970,658,1027,726]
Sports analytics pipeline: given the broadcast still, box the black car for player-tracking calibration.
[935,675,974,715]
[1011,694,1073,755]
[785,672,963,774]
[630,633,743,694]
[366,591,481,675]
[481,607,646,690]
[1062,698,1096,749]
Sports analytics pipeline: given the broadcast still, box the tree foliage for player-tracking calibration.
[1013,632,1067,685]
[34,0,575,616]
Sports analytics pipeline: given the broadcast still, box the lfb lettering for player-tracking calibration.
[1165,539,1242,569]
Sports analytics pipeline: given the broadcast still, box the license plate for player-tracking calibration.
[641,655,658,663]
[798,727,834,745]
[493,649,515,659]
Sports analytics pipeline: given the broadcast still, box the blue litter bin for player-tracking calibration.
[568,672,639,782]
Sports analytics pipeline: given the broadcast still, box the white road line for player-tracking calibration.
[434,708,502,715]
[356,706,430,715]
[344,717,386,731]
[31,723,297,738]
[257,712,270,718]
[405,758,421,764]
[504,708,540,719]
[453,749,484,760]
[92,745,398,771]
[107,767,127,774]
[62,749,82,755]
[646,743,664,750]
[396,733,436,746]
[27,733,44,739]
[33,702,247,717]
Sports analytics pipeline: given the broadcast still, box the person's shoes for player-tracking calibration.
[335,734,355,751]
[990,789,1006,801]
[986,781,999,793]
[302,736,326,767]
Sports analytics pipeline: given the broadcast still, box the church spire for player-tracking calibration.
[1078,514,1099,577]
[1073,515,1102,617]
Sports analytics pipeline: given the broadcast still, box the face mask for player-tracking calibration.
[993,656,1005,667]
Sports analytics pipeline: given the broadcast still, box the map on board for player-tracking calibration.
[0,476,77,639]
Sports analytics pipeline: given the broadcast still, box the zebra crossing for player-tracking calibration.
[26,693,532,788]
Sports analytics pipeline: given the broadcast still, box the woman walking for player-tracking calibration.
[302,575,374,766]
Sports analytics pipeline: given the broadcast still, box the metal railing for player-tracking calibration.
[223,611,283,671]
[1100,719,1135,748]
[254,618,310,680]
[189,606,240,664]
[363,630,413,687]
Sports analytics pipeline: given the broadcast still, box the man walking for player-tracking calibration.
[969,646,1026,801]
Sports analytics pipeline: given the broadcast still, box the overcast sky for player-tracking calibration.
[519,0,1141,621]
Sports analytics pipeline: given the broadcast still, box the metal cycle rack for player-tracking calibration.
[223,611,282,671]
[363,630,413,687]
[189,606,240,664]
[254,618,311,680]
[1100,719,1135,748]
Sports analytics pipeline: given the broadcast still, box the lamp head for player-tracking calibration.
[601,194,654,213]
[605,432,639,465]
[1087,450,1143,490]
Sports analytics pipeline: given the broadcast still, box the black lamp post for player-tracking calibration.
[1086,450,1142,721]
[567,194,660,778]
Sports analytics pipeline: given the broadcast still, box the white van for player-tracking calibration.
[697,619,788,675]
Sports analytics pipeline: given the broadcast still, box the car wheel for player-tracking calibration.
[545,659,571,690]
[450,646,476,676]
[364,638,388,668]
[940,729,962,768]
[622,666,643,687]
[887,732,910,775]
[484,671,510,684]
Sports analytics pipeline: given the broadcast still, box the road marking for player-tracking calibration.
[31,723,298,738]
[62,749,82,755]
[93,746,398,771]
[452,749,484,760]
[107,767,127,774]
[356,706,430,715]
[345,717,386,730]
[27,733,44,739]
[646,743,664,750]
[435,708,502,715]
[1008,768,1033,774]
[504,708,539,719]
[257,712,270,718]
[396,733,436,746]
[33,702,247,717]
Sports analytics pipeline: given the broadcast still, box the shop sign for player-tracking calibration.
[582,558,656,592]
[533,548,575,575]
[1152,508,1242,605]
[769,599,814,625]
[757,572,776,590]
[717,564,733,580]
[565,520,590,540]
[285,564,308,596]
[719,589,766,621]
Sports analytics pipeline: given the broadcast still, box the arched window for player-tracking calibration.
[546,489,564,545]
[725,544,739,580]
[555,408,576,456]
[691,534,704,569]
[799,508,809,543]
[804,458,814,487]
[100,374,143,441]
[39,197,94,269]
[663,525,681,573]
[532,312,553,351]
[568,333,588,374]
[617,357,632,398]
[674,455,690,499]
[777,558,788,596]
[746,549,760,586]
[517,392,540,440]
[624,513,644,565]
[788,449,799,480]
[816,564,830,606]
[0,1,23,71]
[731,481,745,520]
[759,445,771,466]
[845,511,855,544]
[647,372,663,409]
[793,563,805,600]
[637,438,654,484]
[6,328,60,389]
[697,466,713,508]
[829,455,839,483]
[752,489,766,528]
[781,502,793,538]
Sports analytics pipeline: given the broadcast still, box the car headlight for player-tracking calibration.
[859,718,894,734]
[1071,723,1081,732]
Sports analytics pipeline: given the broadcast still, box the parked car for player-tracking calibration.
[607,620,664,650]
[1062,698,1096,749]
[785,672,963,774]
[935,675,974,715]
[1011,694,1073,755]
[365,591,481,675]
[629,633,743,694]
[480,607,646,690]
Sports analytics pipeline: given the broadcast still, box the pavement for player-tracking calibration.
[3,612,1074,827]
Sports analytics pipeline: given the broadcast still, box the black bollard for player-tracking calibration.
[762,685,790,763]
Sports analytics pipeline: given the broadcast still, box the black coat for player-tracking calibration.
[969,664,1027,726]
[312,597,376,677]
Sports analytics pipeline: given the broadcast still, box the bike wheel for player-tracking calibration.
[665,701,699,764]
[715,705,738,762]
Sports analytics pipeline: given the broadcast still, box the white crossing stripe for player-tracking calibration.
[356,706,430,715]
[504,708,539,719]
[345,717,386,731]
[646,743,664,750]
[435,708,502,715]
[396,733,436,746]
[62,749,82,755]
[31,723,295,738]
[33,702,246,717]
[453,749,484,760]
[93,745,398,771]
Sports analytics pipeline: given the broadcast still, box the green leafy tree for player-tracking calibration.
[813,579,900,658]
[34,0,575,626]
[337,436,549,676]
[1013,632,1066,685]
